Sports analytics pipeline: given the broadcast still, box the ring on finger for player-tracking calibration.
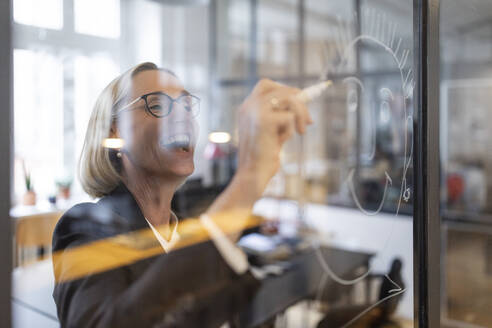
[270,97,280,110]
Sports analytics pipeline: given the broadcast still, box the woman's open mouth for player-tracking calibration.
[160,133,193,152]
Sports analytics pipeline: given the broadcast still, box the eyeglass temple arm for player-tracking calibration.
[114,96,142,115]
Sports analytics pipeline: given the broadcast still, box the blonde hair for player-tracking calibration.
[79,62,173,198]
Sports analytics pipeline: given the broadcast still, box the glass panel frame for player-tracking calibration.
[413,0,441,326]
[0,0,13,327]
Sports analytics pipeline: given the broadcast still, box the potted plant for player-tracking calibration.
[22,161,36,206]
[56,176,73,200]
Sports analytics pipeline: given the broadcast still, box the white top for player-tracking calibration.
[145,211,250,276]
[144,211,180,253]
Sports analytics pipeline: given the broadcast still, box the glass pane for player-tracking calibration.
[440,0,492,327]
[300,1,414,326]
[13,0,63,30]
[11,0,414,327]
[74,0,120,39]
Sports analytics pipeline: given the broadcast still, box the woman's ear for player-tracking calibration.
[109,122,120,138]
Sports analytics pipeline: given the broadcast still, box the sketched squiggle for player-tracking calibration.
[396,115,413,215]
[347,169,393,216]
[303,14,414,322]
[313,242,371,285]
[339,280,406,328]
[338,34,413,215]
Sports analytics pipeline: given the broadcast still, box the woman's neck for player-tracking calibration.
[122,166,182,230]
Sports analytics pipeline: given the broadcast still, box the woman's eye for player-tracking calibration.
[148,98,165,111]
[149,104,163,111]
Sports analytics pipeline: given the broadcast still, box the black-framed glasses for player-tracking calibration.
[115,91,200,118]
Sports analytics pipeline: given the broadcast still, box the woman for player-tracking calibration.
[52,62,311,327]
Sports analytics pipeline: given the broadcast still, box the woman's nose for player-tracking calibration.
[168,102,194,121]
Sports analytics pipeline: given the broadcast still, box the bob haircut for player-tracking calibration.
[79,62,175,198]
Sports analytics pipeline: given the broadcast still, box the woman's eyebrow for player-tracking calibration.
[179,89,191,96]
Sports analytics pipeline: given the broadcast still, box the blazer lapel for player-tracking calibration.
[97,183,149,233]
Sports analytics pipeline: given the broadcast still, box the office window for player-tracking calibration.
[12,0,122,204]
[13,0,63,30]
[13,49,64,200]
[74,0,120,39]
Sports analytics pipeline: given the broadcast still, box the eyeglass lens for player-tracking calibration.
[145,93,199,117]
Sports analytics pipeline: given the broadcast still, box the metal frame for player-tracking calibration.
[413,0,441,326]
[0,0,12,326]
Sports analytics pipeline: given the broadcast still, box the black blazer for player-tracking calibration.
[52,183,260,328]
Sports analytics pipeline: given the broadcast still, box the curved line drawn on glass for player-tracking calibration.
[306,9,414,306]
[339,277,406,328]
[311,269,405,327]
[327,10,415,217]
[347,170,393,216]
[343,77,378,162]
[315,242,371,284]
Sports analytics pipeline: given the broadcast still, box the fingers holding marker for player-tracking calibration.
[290,94,312,134]
[265,89,311,135]
[275,111,296,144]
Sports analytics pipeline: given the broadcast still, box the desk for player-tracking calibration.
[12,247,370,328]
[239,246,372,327]
[11,207,63,266]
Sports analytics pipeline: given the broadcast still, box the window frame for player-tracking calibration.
[0,0,13,326]
[412,0,441,326]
